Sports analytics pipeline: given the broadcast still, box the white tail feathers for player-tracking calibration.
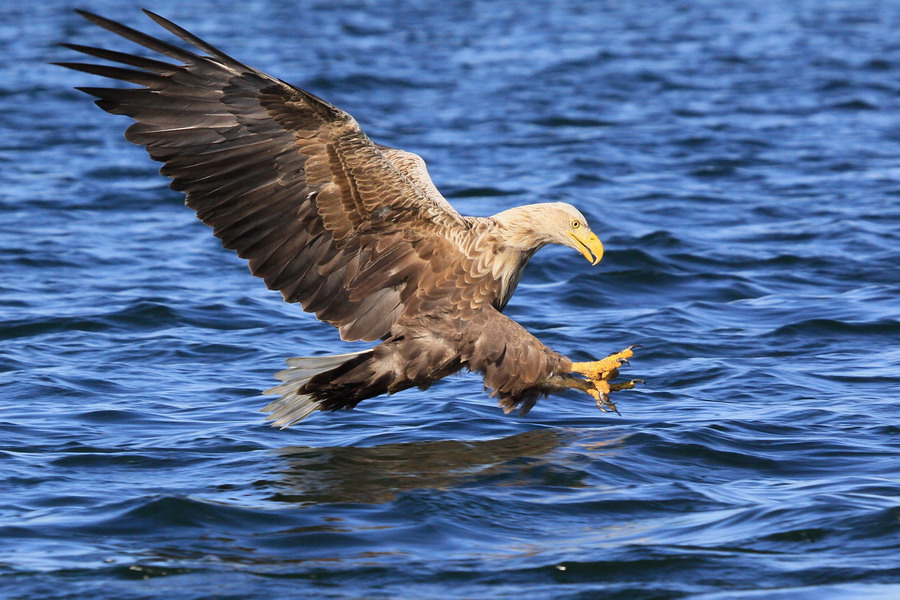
[261,351,368,428]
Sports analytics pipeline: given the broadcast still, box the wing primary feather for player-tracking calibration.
[74,10,202,64]
[60,43,177,73]
[160,143,284,179]
[52,62,169,87]
[75,85,218,105]
[141,9,250,71]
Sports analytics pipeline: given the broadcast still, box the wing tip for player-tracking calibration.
[73,8,112,27]
[141,8,170,27]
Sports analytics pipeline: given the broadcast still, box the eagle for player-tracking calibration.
[59,10,641,428]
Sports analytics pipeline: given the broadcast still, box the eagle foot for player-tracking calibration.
[570,346,642,414]
[570,345,638,381]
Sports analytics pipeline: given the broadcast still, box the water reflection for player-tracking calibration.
[267,429,571,505]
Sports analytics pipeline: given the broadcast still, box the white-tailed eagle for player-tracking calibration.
[59,10,641,428]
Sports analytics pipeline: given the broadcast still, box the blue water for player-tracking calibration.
[2,1,899,598]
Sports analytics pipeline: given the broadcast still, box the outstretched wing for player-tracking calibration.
[59,10,472,342]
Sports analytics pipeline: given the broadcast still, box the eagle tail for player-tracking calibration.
[261,350,377,428]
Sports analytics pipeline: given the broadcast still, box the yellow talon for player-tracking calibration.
[610,379,644,392]
[571,345,636,381]
[590,379,611,397]
[586,379,619,414]
[570,346,641,415]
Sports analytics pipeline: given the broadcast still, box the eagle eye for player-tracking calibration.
[571,220,580,229]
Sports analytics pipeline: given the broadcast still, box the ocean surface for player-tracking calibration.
[2,1,899,598]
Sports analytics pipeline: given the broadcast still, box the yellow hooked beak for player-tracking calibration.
[567,230,604,265]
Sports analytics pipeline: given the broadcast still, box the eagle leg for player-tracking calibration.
[567,346,643,414]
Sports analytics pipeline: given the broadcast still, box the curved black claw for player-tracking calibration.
[595,393,621,416]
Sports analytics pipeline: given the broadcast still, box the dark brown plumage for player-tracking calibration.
[60,10,639,428]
